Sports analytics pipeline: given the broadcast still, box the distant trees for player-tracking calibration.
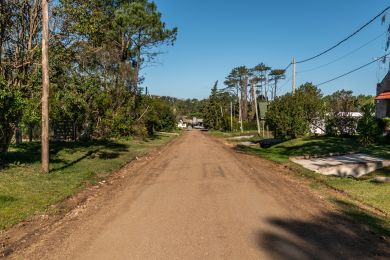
[217,63,285,133]
[203,81,234,131]
[269,69,286,100]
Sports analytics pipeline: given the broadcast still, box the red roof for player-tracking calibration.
[375,92,390,100]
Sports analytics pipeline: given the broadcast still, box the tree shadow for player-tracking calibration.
[1,140,128,170]
[50,149,100,173]
[257,200,390,259]
[275,137,359,157]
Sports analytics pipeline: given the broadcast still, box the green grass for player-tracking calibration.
[238,136,390,214]
[215,134,390,236]
[0,133,176,230]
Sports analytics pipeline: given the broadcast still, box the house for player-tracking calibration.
[375,71,390,118]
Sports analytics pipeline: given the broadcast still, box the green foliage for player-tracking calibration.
[383,117,390,128]
[266,83,324,139]
[144,97,176,135]
[323,89,371,137]
[203,82,234,131]
[266,93,308,138]
[325,113,358,137]
[0,85,24,153]
[0,0,178,144]
[357,103,385,145]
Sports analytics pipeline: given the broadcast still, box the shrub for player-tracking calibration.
[357,103,385,145]
[325,113,359,137]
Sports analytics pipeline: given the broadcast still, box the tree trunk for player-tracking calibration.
[41,0,50,173]
[29,125,33,142]
[15,122,22,145]
[240,77,248,121]
[250,81,256,120]
[133,46,141,93]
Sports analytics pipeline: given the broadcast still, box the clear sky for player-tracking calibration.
[143,0,390,99]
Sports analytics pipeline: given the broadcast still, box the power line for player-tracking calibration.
[297,31,387,74]
[284,62,292,71]
[296,5,390,64]
[316,53,389,87]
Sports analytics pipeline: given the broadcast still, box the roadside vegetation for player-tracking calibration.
[209,133,390,236]
[0,133,176,230]
[202,61,390,237]
[0,0,187,231]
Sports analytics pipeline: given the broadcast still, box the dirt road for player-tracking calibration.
[15,131,389,259]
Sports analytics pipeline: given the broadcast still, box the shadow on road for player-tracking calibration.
[256,208,390,260]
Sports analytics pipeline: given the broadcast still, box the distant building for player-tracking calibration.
[177,120,187,129]
[310,112,363,135]
[375,71,390,118]
[178,117,204,129]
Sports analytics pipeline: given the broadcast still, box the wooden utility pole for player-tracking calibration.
[41,0,50,173]
[230,101,233,132]
[292,58,296,94]
[254,95,260,136]
[238,93,243,133]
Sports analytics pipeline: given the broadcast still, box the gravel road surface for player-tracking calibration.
[16,130,389,259]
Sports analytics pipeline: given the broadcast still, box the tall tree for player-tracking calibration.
[269,69,285,99]
[248,74,262,135]
[253,63,271,100]
[232,66,250,121]
[114,1,177,92]
[224,68,243,132]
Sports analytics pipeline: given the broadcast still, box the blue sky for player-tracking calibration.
[143,0,390,99]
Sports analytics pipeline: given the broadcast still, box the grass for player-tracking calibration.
[212,133,390,236]
[0,133,176,230]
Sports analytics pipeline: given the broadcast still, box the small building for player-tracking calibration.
[177,120,187,129]
[375,71,390,118]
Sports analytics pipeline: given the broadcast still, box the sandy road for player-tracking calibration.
[17,130,389,259]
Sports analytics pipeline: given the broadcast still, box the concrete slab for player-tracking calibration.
[291,153,390,178]
[228,135,254,140]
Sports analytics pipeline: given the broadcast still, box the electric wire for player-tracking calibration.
[315,53,389,87]
[297,31,387,74]
[296,5,390,64]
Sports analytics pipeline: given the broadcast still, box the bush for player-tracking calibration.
[325,113,359,137]
[266,83,324,139]
[356,103,385,145]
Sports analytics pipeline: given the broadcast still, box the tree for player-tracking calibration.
[0,0,179,153]
[0,86,24,153]
[253,63,271,101]
[324,90,359,136]
[295,83,325,131]
[224,68,243,132]
[266,83,324,139]
[266,93,307,138]
[248,74,262,135]
[113,1,177,92]
[357,103,385,145]
[203,81,233,131]
[269,69,285,99]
